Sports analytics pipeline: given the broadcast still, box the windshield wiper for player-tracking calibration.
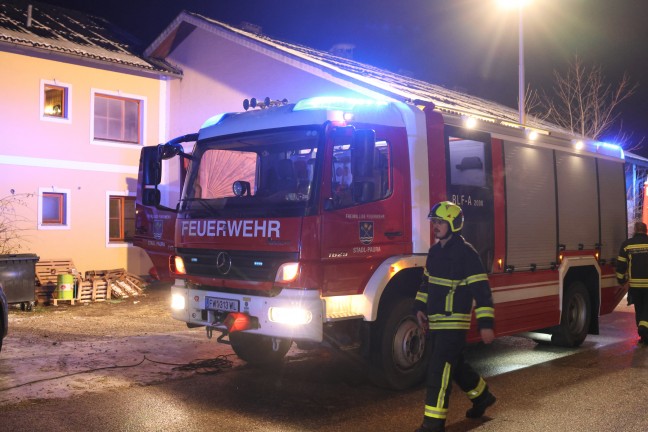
[180,197,222,216]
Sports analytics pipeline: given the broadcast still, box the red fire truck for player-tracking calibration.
[135,96,628,389]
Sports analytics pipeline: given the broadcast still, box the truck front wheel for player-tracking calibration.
[369,297,427,390]
[229,332,292,366]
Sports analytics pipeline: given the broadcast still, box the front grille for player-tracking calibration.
[177,248,299,282]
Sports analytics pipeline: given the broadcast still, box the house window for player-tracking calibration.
[109,195,135,242]
[38,188,71,230]
[40,80,71,122]
[94,93,141,144]
[42,192,65,224]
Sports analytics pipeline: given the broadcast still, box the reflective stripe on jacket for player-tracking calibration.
[616,233,648,288]
[414,234,494,331]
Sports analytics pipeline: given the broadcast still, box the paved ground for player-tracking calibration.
[0,281,251,406]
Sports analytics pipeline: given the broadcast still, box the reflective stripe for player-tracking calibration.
[424,405,448,419]
[617,256,627,263]
[445,287,455,313]
[428,321,471,330]
[475,306,495,319]
[628,278,648,288]
[466,377,487,400]
[429,313,471,320]
[428,313,471,330]
[427,276,457,287]
[437,362,451,408]
[416,292,428,303]
[639,321,648,329]
[423,362,451,420]
[465,273,488,284]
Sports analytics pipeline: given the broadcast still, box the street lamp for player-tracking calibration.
[498,0,532,125]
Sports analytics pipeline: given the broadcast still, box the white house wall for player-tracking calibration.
[166,26,367,138]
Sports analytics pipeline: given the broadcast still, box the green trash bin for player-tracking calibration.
[56,274,74,300]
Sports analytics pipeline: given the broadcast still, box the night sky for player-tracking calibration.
[44,0,648,156]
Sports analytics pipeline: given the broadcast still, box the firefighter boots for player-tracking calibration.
[466,391,497,418]
[415,418,445,432]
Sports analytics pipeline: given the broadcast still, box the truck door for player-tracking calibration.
[445,125,494,271]
[134,146,185,281]
[320,127,409,296]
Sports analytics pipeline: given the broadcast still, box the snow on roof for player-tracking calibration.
[0,0,179,75]
[147,11,571,135]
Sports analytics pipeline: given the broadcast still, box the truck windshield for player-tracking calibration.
[179,127,321,218]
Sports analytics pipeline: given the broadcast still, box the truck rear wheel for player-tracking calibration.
[369,297,427,390]
[551,282,591,347]
[229,332,292,366]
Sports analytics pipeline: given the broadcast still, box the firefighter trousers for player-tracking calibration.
[629,288,648,340]
[423,330,488,423]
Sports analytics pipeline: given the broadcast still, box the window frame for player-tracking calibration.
[40,79,72,123]
[91,89,146,148]
[106,192,136,247]
[38,187,71,230]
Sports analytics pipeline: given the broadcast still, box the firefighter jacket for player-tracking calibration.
[414,234,495,331]
[616,232,648,288]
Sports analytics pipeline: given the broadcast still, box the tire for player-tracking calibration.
[551,282,591,347]
[229,332,292,366]
[369,297,427,390]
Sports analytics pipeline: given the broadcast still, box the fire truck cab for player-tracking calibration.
[136,95,627,389]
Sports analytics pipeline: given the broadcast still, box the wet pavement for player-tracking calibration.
[0,287,646,432]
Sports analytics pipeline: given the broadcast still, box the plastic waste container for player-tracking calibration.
[0,254,39,311]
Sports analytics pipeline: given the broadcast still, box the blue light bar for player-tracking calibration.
[201,113,228,129]
[596,142,625,159]
[293,96,388,112]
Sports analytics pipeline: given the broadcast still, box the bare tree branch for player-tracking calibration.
[0,191,34,255]
[531,56,637,143]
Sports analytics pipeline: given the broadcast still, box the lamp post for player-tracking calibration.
[517,5,525,125]
[498,0,531,125]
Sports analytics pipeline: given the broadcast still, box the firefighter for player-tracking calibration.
[414,201,496,432]
[616,221,648,345]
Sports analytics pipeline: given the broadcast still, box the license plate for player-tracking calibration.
[205,296,239,312]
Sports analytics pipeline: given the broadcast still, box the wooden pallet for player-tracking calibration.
[35,259,77,283]
[77,279,109,303]
[35,259,80,305]
[51,296,75,306]
[109,277,144,299]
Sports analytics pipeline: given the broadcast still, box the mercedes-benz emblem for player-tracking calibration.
[215,251,232,275]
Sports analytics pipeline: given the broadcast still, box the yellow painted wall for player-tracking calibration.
[0,50,165,277]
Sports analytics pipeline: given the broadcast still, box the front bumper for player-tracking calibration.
[170,280,324,342]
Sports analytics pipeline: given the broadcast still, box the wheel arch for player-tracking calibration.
[560,256,601,335]
[361,255,426,322]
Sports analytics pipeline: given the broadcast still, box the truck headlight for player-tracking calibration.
[171,293,185,310]
[268,307,312,325]
[170,255,186,275]
[275,262,299,282]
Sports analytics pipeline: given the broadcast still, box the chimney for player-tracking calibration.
[26,4,32,27]
[329,43,355,60]
[240,21,262,35]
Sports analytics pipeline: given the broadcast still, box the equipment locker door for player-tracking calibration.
[445,126,495,272]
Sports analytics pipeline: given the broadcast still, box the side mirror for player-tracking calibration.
[351,129,376,178]
[142,189,161,206]
[160,143,183,160]
[141,146,162,186]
